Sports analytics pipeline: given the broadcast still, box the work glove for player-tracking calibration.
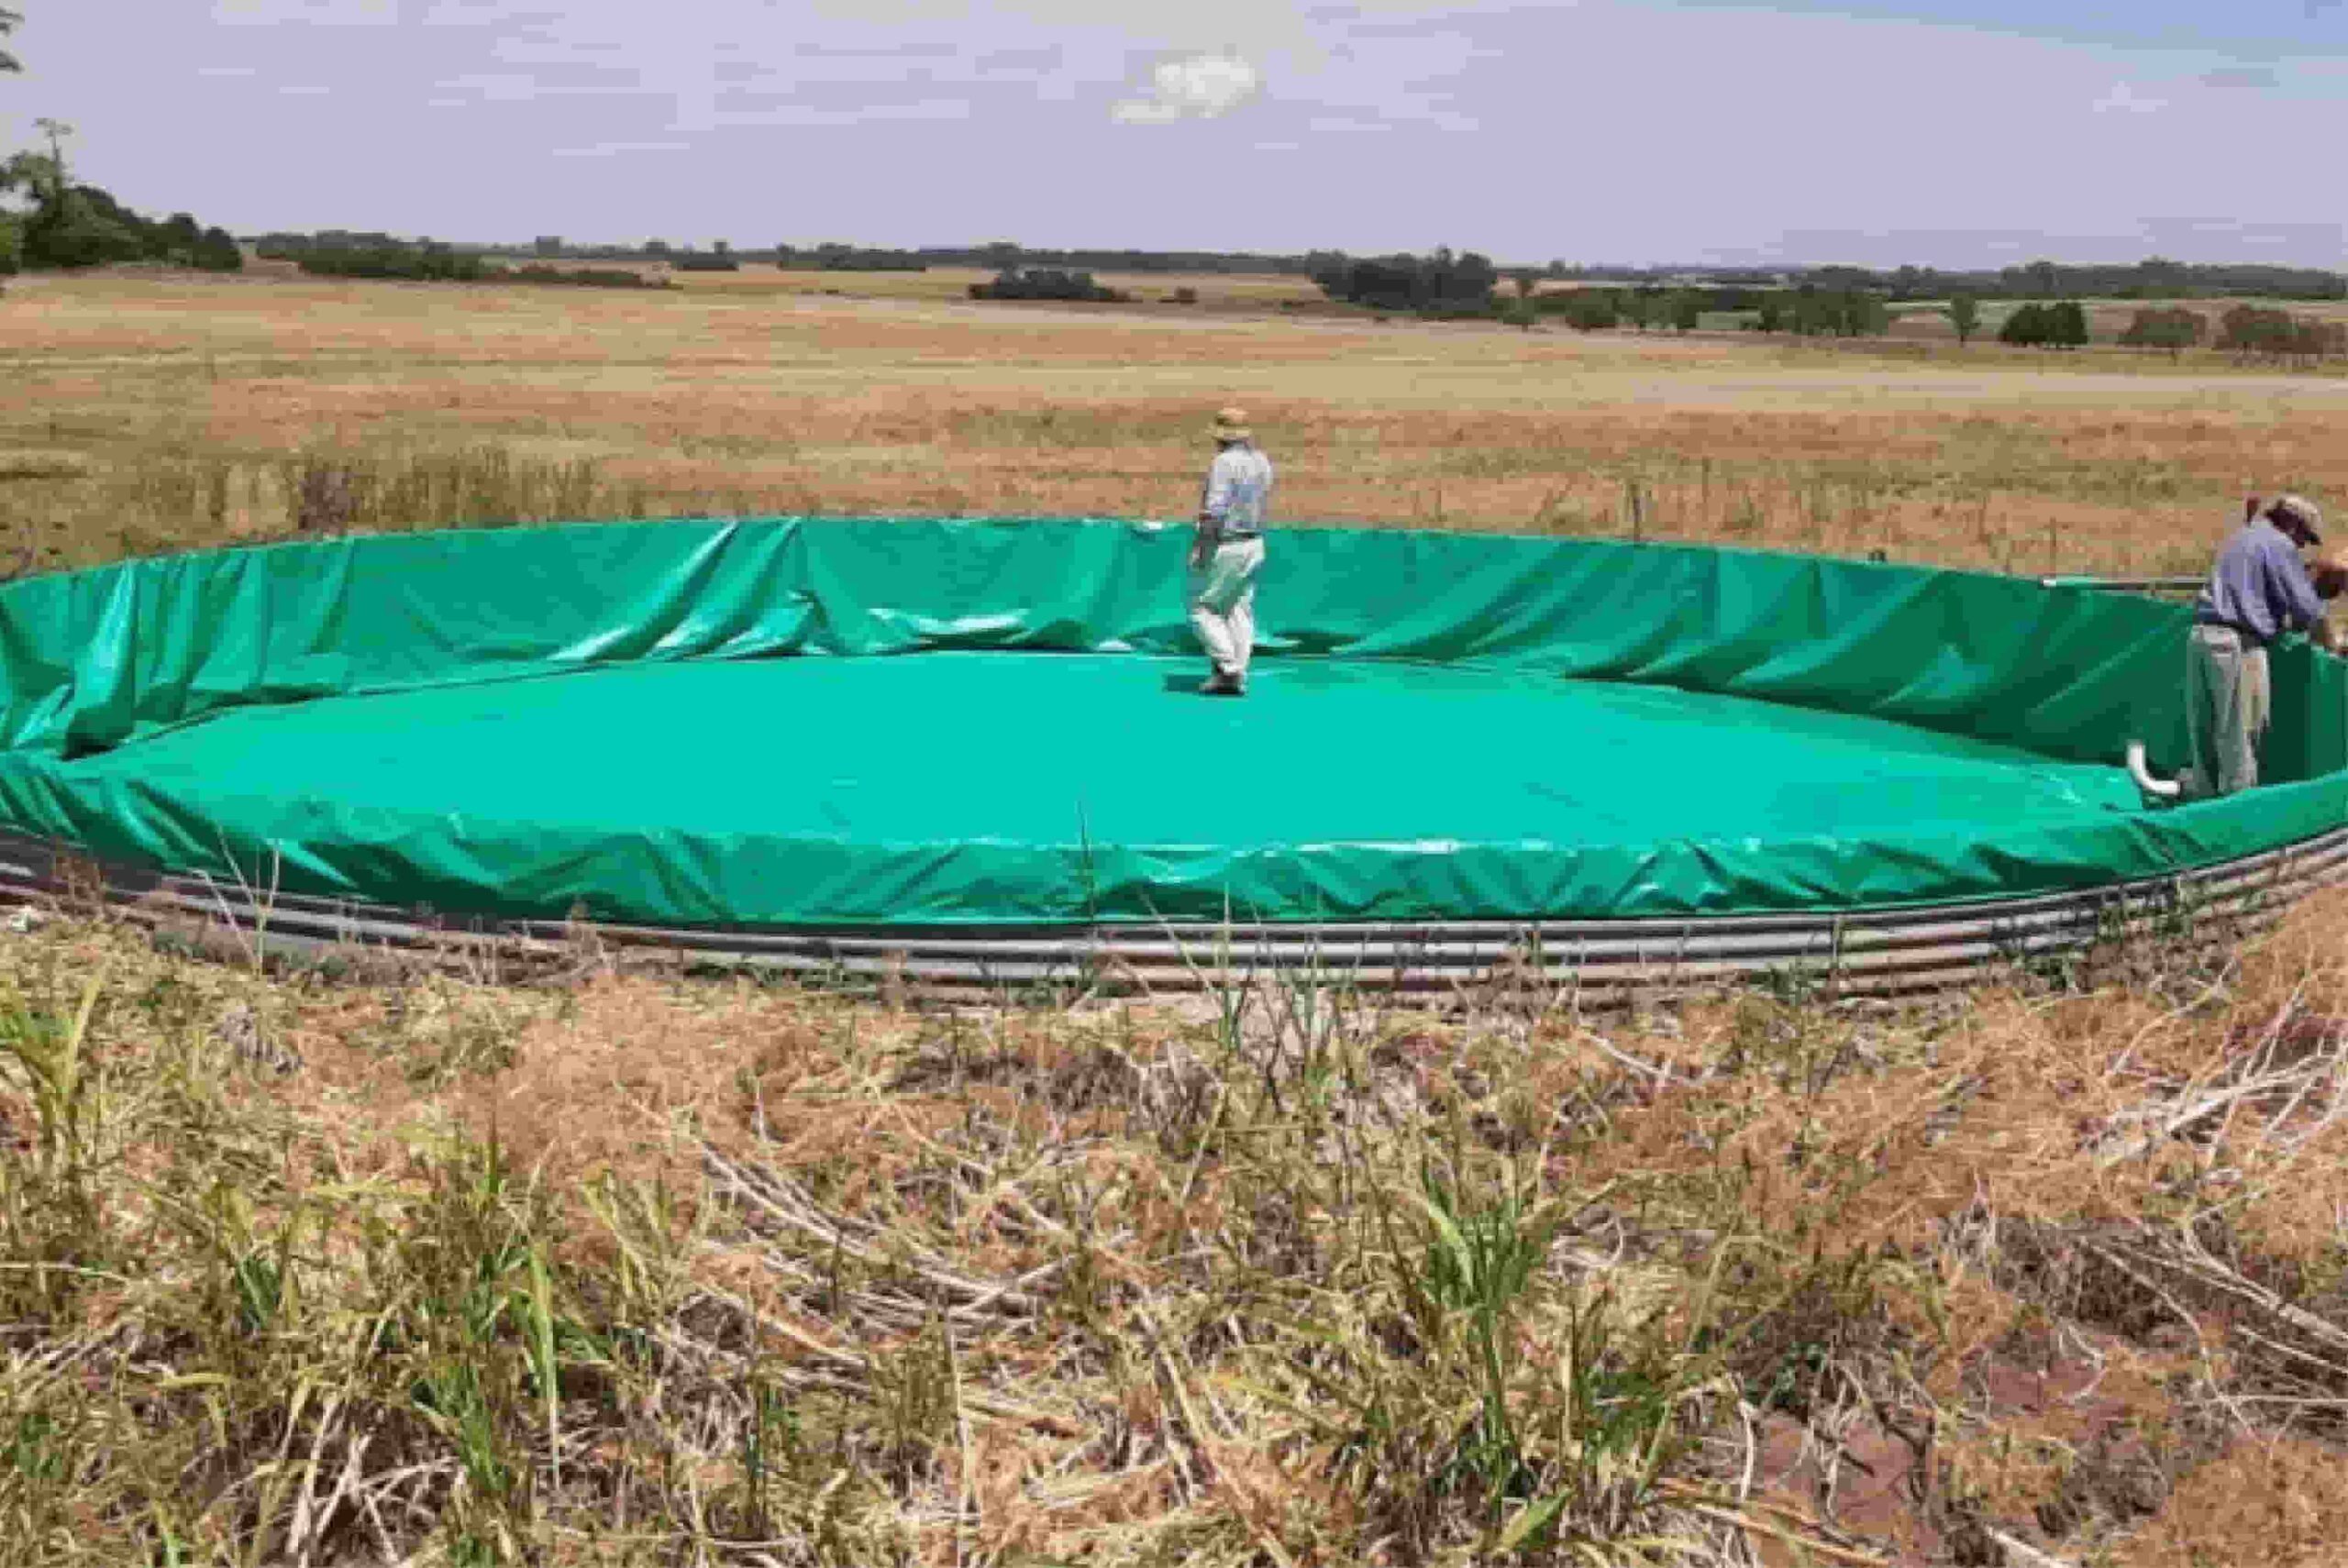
[2315,550,2348,601]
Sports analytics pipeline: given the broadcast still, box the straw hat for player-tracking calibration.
[1209,407,1252,443]
[2271,492,2324,542]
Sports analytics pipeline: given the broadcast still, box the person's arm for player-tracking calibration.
[2271,544,2326,632]
[1193,453,1232,564]
[1198,451,1234,526]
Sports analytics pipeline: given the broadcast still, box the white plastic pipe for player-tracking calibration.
[2127,740,2181,801]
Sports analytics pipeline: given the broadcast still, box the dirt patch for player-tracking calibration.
[2117,1437,2348,1567]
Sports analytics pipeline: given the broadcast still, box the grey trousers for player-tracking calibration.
[2184,624,2271,800]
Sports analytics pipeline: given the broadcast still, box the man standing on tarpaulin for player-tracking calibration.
[1190,407,1275,696]
[2183,493,2342,799]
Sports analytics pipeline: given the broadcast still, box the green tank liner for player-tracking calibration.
[0,517,2342,958]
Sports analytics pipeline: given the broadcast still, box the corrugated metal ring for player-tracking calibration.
[0,824,2338,1001]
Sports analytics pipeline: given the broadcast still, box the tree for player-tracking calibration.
[23,189,143,268]
[193,226,242,272]
[0,6,21,75]
[0,149,52,277]
[1554,289,1620,331]
[1946,293,1980,346]
[0,148,49,200]
[1312,248,1499,315]
[33,117,69,180]
[1769,285,1885,337]
[2291,316,2348,363]
[970,267,1124,304]
[1836,292,1890,337]
[1999,303,2048,347]
[2120,306,2204,359]
[1669,289,1703,332]
[156,210,201,261]
[2216,304,2344,365]
[2048,301,2090,348]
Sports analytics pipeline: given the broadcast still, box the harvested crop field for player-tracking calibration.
[8,272,2348,577]
[3,272,2348,1565]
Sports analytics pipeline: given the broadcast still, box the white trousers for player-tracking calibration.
[1189,536,1264,679]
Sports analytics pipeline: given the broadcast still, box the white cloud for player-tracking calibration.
[1112,52,1260,124]
[435,72,546,102]
[214,0,397,25]
[2094,80,2168,114]
[550,139,690,158]
[701,98,975,127]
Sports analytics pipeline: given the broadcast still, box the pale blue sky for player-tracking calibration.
[6,0,2344,267]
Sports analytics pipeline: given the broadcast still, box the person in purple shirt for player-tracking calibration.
[2184,493,2339,798]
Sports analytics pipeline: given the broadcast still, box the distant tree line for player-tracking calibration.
[969,267,1128,304]
[1310,248,1501,315]
[254,230,405,257]
[2043,304,2348,362]
[282,243,488,281]
[1,141,239,274]
[495,263,673,292]
[1887,259,2346,304]
[776,243,927,272]
[936,243,1310,276]
[1518,283,1888,337]
[281,240,670,289]
[536,237,1316,275]
[225,228,2348,308]
[1573,259,2348,304]
[1531,286,1698,332]
[1751,288,1891,337]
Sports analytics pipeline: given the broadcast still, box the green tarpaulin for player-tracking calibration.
[0,517,2339,927]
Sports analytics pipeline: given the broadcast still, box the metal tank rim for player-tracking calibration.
[2,823,2338,1002]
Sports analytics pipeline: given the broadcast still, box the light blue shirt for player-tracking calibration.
[1202,443,1275,536]
[2194,517,2323,646]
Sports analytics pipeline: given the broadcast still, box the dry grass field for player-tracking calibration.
[3,271,2348,1566]
[9,271,2348,578]
[465,261,1321,310]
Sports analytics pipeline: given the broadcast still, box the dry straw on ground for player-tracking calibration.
[0,881,2345,1565]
